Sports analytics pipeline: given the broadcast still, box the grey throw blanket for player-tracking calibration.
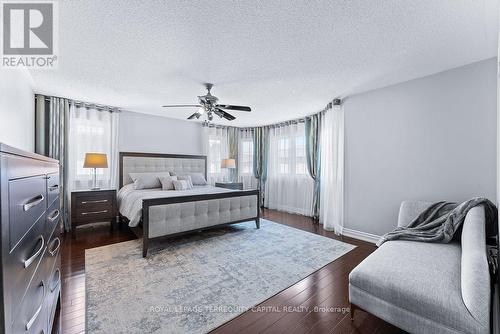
[377,197,497,247]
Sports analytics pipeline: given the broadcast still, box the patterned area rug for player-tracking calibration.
[86,219,355,333]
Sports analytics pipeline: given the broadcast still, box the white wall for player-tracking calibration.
[345,58,497,236]
[118,111,203,155]
[0,70,35,152]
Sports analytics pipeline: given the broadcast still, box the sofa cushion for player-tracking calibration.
[397,200,432,227]
[461,205,490,327]
[349,240,488,333]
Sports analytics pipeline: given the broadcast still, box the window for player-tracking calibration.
[240,139,253,175]
[74,123,107,177]
[271,133,307,176]
[208,138,222,174]
[265,122,314,216]
[295,136,307,175]
[278,138,290,174]
[68,105,118,191]
[205,126,229,184]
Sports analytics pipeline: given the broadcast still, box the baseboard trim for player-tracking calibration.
[342,228,380,244]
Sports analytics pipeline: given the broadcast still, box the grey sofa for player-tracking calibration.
[349,200,491,334]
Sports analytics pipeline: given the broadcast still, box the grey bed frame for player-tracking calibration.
[118,152,260,257]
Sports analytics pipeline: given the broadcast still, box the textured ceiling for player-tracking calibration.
[30,0,498,126]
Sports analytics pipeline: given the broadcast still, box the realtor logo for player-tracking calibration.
[1,1,58,68]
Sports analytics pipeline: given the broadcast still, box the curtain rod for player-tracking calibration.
[38,94,121,112]
[202,97,342,130]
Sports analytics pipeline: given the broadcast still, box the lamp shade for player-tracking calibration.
[83,153,108,168]
[221,158,236,169]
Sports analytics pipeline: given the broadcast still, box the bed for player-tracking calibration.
[118,152,260,257]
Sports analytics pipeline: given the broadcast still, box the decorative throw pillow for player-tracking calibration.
[159,176,178,190]
[173,179,190,191]
[187,173,208,186]
[129,172,171,189]
[177,175,194,189]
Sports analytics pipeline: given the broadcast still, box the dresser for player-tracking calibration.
[71,189,117,232]
[0,143,61,334]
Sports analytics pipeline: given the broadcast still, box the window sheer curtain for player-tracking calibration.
[67,104,119,191]
[203,126,229,184]
[319,104,344,233]
[265,122,314,216]
[238,128,258,189]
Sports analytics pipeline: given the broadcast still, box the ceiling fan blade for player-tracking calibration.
[216,104,251,112]
[162,104,202,108]
[215,108,236,121]
[187,113,200,120]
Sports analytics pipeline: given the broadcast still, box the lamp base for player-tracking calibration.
[91,168,100,190]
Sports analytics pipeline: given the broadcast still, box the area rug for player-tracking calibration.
[85,219,355,333]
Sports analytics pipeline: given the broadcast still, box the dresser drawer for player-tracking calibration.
[6,213,47,318]
[46,172,60,208]
[46,256,61,332]
[46,226,61,274]
[9,175,47,250]
[44,200,61,242]
[11,251,48,333]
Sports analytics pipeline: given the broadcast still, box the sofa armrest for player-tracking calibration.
[397,200,432,227]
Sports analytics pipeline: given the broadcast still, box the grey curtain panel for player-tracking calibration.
[305,113,322,219]
[35,95,72,231]
[228,127,239,183]
[253,127,269,207]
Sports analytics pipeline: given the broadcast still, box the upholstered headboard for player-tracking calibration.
[119,152,207,188]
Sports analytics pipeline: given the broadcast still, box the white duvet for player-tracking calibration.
[117,184,234,227]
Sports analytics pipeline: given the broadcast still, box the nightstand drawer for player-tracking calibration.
[71,190,117,228]
[75,208,113,221]
[75,194,114,220]
[75,195,113,209]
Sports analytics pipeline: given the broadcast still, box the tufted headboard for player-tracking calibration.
[119,152,207,189]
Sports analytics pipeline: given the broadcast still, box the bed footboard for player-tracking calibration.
[141,190,260,257]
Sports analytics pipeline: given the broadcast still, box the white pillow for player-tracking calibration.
[186,173,207,186]
[173,179,190,190]
[129,172,171,189]
[159,176,178,190]
[177,175,194,189]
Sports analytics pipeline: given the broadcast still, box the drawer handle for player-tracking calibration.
[24,235,45,268]
[48,209,60,223]
[50,268,61,293]
[81,199,108,204]
[25,280,45,331]
[49,237,61,257]
[81,210,108,216]
[49,184,59,192]
[23,194,45,212]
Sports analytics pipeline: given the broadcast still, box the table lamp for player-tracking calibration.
[83,153,108,190]
[221,158,236,182]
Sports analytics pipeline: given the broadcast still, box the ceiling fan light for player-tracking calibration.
[198,107,205,114]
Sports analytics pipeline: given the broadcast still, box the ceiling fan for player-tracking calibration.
[162,83,251,121]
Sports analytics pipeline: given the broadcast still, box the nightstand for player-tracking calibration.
[71,189,117,234]
[215,182,244,190]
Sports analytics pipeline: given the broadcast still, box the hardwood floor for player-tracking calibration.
[57,209,403,334]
